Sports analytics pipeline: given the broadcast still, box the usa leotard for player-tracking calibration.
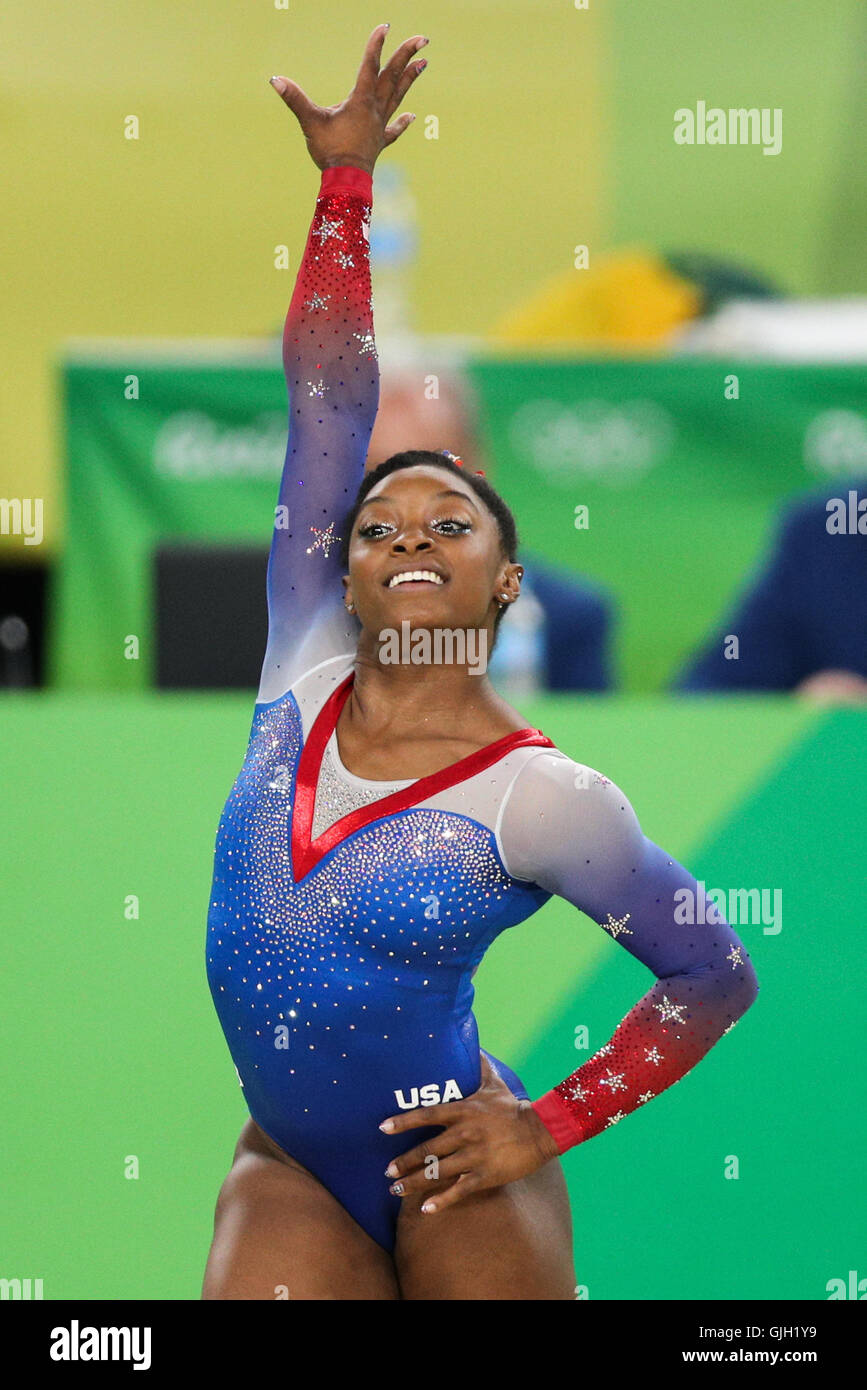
[206,164,760,1254]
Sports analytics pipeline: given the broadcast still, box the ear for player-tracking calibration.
[496,561,524,605]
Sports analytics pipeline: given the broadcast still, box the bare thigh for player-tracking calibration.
[394,1157,576,1300]
[201,1119,400,1301]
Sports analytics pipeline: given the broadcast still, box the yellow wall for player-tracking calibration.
[0,1,606,553]
[3,0,862,556]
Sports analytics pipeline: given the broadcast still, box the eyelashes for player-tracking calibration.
[357,516,473,539]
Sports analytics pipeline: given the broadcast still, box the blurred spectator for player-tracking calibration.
[488,550,613,694]
[672,478,867,702]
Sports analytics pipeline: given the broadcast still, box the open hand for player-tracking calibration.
[379,1054,560,1215]
[270,23,429,174]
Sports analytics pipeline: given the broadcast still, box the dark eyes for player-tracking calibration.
[357,516,472,539]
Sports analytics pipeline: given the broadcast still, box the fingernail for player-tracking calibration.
[390,1182,404,1195]
[385,1162,398,1177]
[417,60,427,71]
[270,76,286,94]
[379,1119,394,1132]
[421,1201,436,1214]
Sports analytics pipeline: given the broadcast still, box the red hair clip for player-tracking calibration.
[441,448,484,477]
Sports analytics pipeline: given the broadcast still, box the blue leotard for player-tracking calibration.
[206,165,760,1254]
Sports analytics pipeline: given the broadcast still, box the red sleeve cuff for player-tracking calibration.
[319,165,373,203]
[532,1091,585,1155]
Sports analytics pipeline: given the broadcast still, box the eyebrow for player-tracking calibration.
[357,488,480,512]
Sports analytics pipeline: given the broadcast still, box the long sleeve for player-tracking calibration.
[257,164,379,704]
[498,750,760,1153]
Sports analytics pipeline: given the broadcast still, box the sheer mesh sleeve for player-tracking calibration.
[498,750,760,1154]
[257,165,378,704]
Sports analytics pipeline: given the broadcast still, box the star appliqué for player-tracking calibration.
[653,995,687,1024]
[603,912,633,938]
[303,291,330,312]
[306,522,340,557]
[353,329,378,360]
[314,216,344,244]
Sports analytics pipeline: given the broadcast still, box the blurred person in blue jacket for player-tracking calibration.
[672,478,867,703]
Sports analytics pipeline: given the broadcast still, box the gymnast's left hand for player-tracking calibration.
[379,1054,561,1213]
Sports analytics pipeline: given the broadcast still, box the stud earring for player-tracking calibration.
[346,601,356,614]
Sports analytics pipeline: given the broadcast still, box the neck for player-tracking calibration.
[346,627,514,737]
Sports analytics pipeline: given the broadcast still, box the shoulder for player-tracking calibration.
[255,651,354,732]
[497,746,644,889]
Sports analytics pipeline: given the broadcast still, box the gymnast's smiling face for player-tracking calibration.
[342,465,508,639]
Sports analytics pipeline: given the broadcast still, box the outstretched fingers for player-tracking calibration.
[379,47,428,147]
[378,35,429,100]
[379,36,429,146]
[354,22,392,96]
[382,111,417,147]
[383,50,428,122]
[270,76,317,126]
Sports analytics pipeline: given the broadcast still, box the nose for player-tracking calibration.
[390,530,433,554]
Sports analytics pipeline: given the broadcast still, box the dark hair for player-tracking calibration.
[338,449,520,637]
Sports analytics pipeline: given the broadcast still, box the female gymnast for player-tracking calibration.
[201,25,759,1301]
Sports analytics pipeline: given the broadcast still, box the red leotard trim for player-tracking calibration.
[290,672,555,883]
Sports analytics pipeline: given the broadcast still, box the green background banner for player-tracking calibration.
[53,352,867,691]
[1,692,861,1299]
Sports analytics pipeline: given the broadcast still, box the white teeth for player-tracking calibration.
[388,570,444,588]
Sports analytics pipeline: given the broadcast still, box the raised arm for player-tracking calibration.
[258,25,430,702]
